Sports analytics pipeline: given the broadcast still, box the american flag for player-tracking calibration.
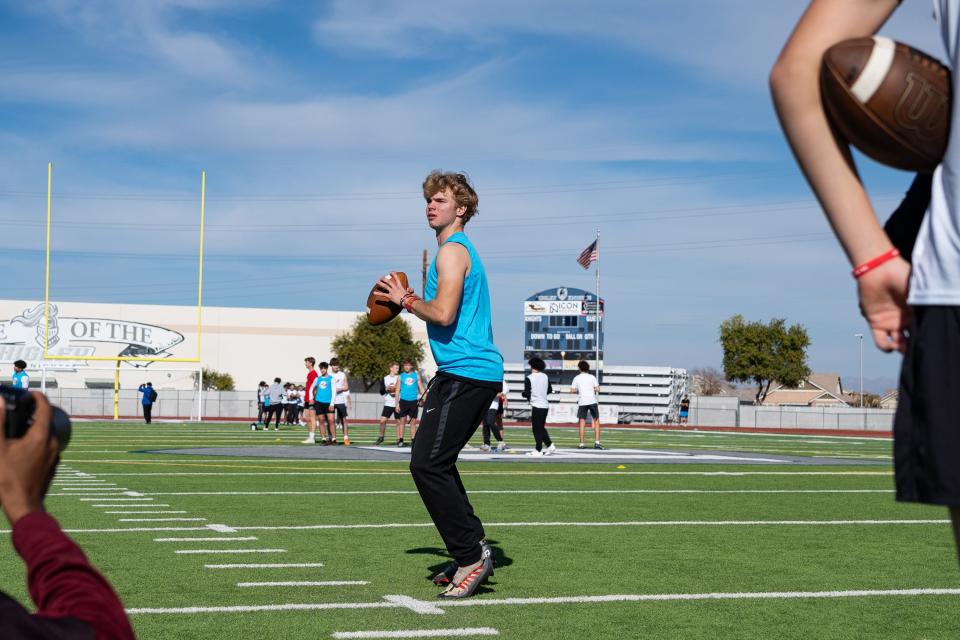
[576,239,598,269]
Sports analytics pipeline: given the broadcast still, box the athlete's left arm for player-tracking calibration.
[376,243,468,327]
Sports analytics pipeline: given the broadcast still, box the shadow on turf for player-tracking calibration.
[406,539,513,586]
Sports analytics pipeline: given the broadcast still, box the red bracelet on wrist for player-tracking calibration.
[852,248,900,279]
[401,294,421,313]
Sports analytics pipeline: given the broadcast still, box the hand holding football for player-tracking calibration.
[366,271,410,325]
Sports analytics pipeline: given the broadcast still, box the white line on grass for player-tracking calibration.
[124,588,960,616]
[174,549,286,555]
[332,628,498,639]
[205,563,325,569]
[71,471,894,477]
[154,537,259,542]
[61,487,127,491]
[80,497,154,502]
[440,588,960,608]
[382,595,445,615]
[105,511,188,515]
[121,518,207,522]
[236,581,369,587]
[91,504,171,508]
[3,518,948,535]
[207,524,238,533]
[131,489,894,497]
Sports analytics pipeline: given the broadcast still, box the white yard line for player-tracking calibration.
[105,511,188,514]
[91,504,171,508]
[236,581,369,587]
[174,549,286,555]
[332,628,498,639]
[4,518,944,535]
[80,497,154,502]
[132,489,893,497]
[61,487,127,491]
[205,563,325,569]
[121,518,207,522]
[65,471,893,477]
[124,588,960,616]
[154,537,259,542]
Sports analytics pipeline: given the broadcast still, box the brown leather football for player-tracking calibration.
[820,36,951,172]
[366,271,409,326]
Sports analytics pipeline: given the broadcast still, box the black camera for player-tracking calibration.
[1,385,71,452]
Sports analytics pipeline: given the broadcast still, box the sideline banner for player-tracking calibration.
[547,403,619,424]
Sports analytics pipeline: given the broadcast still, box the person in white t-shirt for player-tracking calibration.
[772,0,960,554]
[377,362,400,445]
[523,357,556,457]
[330,358,351,445]
[570,360,602,450]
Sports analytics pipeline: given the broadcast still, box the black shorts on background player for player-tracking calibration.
[397,399,419,419]
[335,404,348,421]
[577,404,599,421]
[381,406,398,419]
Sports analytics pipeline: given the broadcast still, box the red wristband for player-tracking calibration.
[852,248,900,279]
[401,294,421,313]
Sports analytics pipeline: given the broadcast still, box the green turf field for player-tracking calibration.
[1,422,958,639]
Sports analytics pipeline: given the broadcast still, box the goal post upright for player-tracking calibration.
[42,165,208,421]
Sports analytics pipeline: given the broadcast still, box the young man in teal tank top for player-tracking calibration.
[376,171,503,599]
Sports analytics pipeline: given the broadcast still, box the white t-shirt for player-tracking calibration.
[571,372,599,406]
[489,380,509,410]
[333,371,348,404]
[910,1,960,304]
[527,371,550,409]
[383,374,398,408]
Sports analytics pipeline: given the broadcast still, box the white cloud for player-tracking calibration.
[22,0,270,85]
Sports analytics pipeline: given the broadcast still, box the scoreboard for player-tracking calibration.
[523,287,604,377]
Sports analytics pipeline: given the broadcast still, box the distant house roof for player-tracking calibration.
[760,373,849,407]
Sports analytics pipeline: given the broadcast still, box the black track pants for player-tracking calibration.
[531,407,551,450]
[409,373,499,565]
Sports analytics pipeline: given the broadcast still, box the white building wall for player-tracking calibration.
[0,299,436,392]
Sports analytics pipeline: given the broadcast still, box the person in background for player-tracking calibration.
[256,380,268,426]
[524,357,556,457]
[481,379,509,452]
[137,382,157,424]
[679,395,690,426]
[571,361,602,450]
[330,358,351,445]
[377,362,400,445]
[0,391,136,640]
[265,377,284,431]
[11,360,28,390]
[304,362,335,445]
[395,359,425,447]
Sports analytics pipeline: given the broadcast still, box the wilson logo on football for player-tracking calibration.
[894,72,949,142]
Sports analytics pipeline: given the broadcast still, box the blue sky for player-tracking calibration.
[0,1,946,392]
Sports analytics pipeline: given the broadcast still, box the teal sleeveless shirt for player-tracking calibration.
[425,232,503,382]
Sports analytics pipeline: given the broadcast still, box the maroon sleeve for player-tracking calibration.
[12,511,135,640]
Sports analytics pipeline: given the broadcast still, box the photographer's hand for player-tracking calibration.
[0,392,59,526]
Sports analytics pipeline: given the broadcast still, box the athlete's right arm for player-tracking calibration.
[770,0,909,352]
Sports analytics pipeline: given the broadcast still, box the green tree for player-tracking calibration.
[331,315,426,391]
[195,367,235,391]
[719,314,810,404]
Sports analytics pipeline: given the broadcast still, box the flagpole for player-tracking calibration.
[594,229,600,381]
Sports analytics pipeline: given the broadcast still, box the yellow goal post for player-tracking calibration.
[40,163,207,419]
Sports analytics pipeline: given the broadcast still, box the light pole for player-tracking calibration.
[855,333,864,425]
